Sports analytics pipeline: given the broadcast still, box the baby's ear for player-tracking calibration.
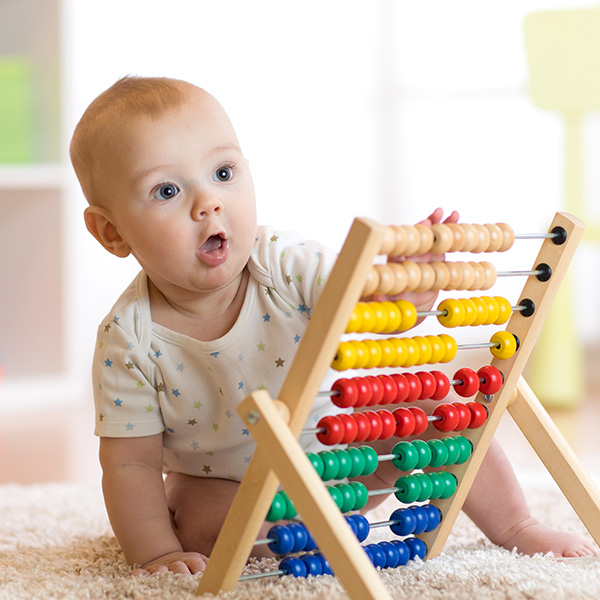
[84,206,131,258]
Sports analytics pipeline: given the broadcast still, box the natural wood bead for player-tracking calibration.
[390,263,409,293]
[374,264,396,294]
[429,261,450,291]
[444,261,463,290]
[402,260,423,291]
[456,261,476,290]
[480,261,497,290]
[472,224,491,253]
[415,223,435,255]
[447,223,466,252]
[431,224,454,254]
[380,227,397,255]
[468,261,486,290]
[390,225,407,257]
[415,262,436,292]
[484,224,504,252]
[497,223,515,252]
[363,267,380,296]
[460,224,479,252]
[402,226,422,256]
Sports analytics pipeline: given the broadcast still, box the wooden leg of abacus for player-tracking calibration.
[508,376,600,544]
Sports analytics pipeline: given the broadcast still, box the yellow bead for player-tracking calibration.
[396,300,417,331]
[438,334,457,362]
[352,340,370,369]
[470,297,489,327]
[426,335,445,364]
[346,305,363,333]
[482,296,500,325]
[490,331,517,359]
[359,304,376,333]
[413,336,433,365]
[381,301,402,333]
[494,296,512,325]
[332,341,357,370]
[390,338,408,367]
[402,338,421,367]
[437,298,466,328]
[363,339,383,369]
[459,298,477,326]
[378,339,396,367]
[369,302,388,334]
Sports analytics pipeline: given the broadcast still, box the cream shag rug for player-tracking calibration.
[2,467,600,600]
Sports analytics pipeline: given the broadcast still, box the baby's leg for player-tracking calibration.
[165,472,272,558]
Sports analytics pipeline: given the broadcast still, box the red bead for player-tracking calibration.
[453,368,480,397]
[392,407,416,437]
[331,379,358,408]
[377,410,396,440]
[352,412,371,442]
[404,373,423,402]
[478,365,503,395]
[354,377,373,408]
[363,411,383,442]
[432,404,460,432]
[391,374,409,403]
[409,407,428,435]
[338,413,358,444]
[453,402,472,431]
[316,415,345,445]
[416,371,437,400]
[430,370,450,400]
[365,376,384,406]
[379,375,397,405]
[466,401,488,429]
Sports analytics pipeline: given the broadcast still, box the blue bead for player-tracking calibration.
[280,556,308,578]
[349,514,370,542]
[422,504,442,532]
[410,506,429,535]
[316,553,334,575]
[345,515,358,536]
[378,541,400,569]
[366,543,386,569]
[300,554,323,576]
[390,540,410,566]
[389,508,416,536]
[405,537,427,560]
[304,527,318,552]
[267,524,294,555]
[288,522,309,553]
[363,545,374,563]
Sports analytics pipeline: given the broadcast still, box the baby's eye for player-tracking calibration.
[213,166,234,182]
[153,184,179,200]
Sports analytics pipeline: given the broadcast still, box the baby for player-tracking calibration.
[70,75,595,576]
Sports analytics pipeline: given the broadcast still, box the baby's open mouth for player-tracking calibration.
[198,234,229,266]
[200,234,225,253]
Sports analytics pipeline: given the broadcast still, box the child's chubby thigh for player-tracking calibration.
[164,471,272,558]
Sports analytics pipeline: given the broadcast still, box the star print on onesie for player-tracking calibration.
[91,226,350,482]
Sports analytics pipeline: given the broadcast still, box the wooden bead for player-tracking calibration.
[456,262,476,290]
[460,224,479,252]
[363,267,380,296]
[380,227,397,255]
[431,224,454,254]
[389,263,409,294]
[467,261,486,290]
[447,223,466,252]
[480,261,497,290]
[374,264,396,295]
[390,225,407,257]
[402,226,422,256]
[471,224,491,253]
[429,261,450,291]
[484,224,503,252]
[497,223,515,252]
[443,262,463,291]
[414,263,436,292]
[415,224,435,255]
[402,261,423,291]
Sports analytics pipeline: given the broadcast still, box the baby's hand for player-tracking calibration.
[132,551,207,576]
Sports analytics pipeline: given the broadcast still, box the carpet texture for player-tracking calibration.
[1,467,600,599]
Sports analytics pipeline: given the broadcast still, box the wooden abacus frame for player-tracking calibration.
[196,212,600,600]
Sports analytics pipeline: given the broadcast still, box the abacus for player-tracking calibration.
[196,212,600,600]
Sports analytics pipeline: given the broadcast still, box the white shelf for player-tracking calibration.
[0,164,65,189]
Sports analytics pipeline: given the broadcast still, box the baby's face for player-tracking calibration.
[99,86,257,302]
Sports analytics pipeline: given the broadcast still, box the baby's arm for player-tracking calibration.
[99,434,207,575]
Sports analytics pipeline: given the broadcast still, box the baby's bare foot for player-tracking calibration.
[497,517,597,557]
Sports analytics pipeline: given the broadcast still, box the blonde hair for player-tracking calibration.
[70,75,188,205]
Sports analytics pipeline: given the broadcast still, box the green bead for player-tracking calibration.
[336,483,357,513]
[320,451,340,481]
[440,473,457,499]
[307,452,325,479]
[346,446,366,478]
[281,491,298,519]
[266,492,287,522]
[349,481,369,510]
[428,472,446,499]
[442,437,460,466]
[412,439,433,470]
[391,441,418,471]
[333,449,352,479]
[394,475,421,503]
[428,439,449,468]
[359,446,379,476]
[455,436,473,464]
[327,484,344,510]
[415,473,433,502]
